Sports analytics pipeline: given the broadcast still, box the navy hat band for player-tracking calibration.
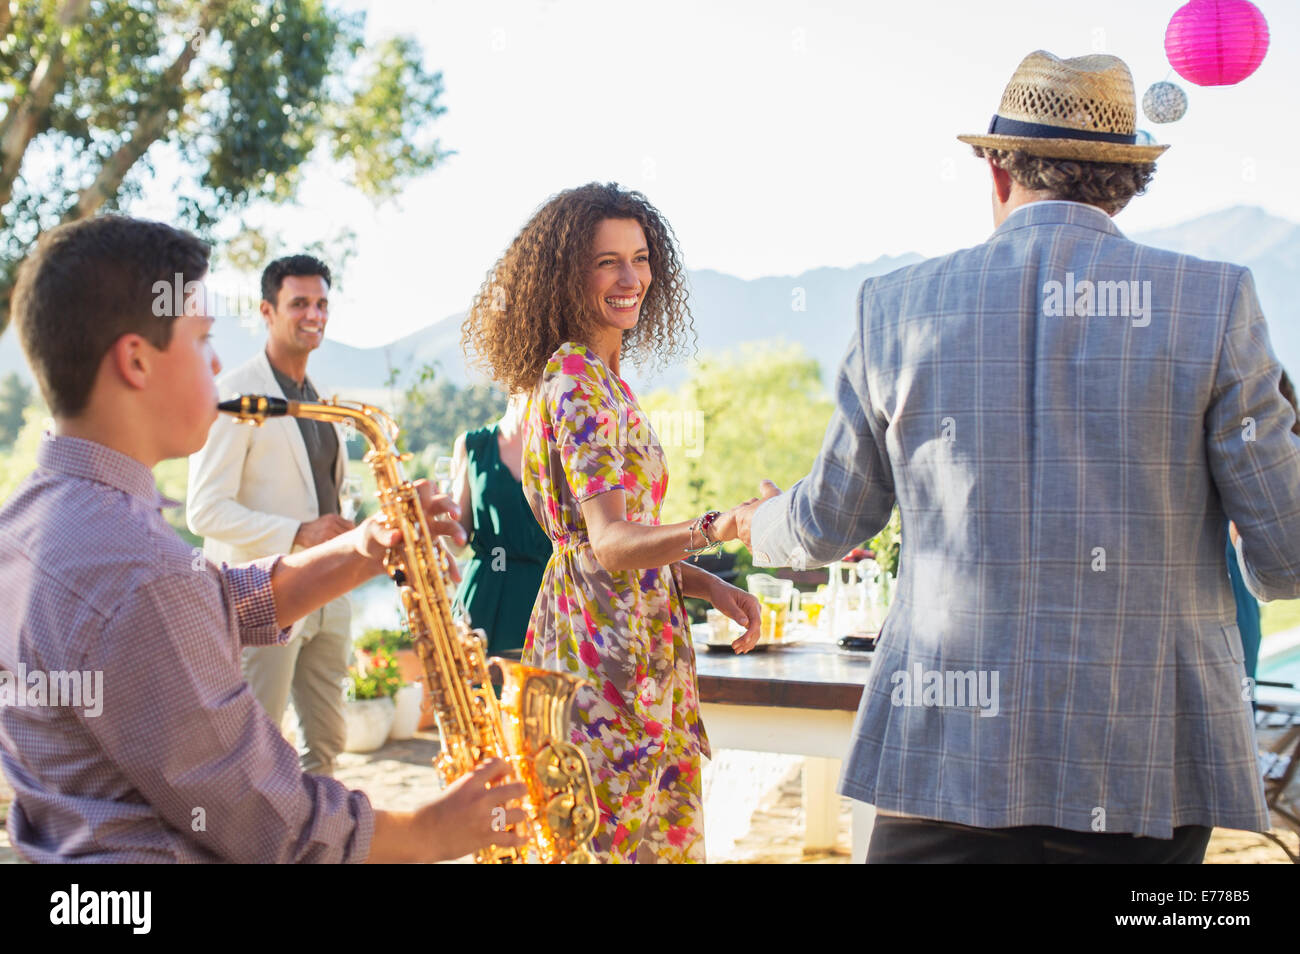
[988,114,1137,145]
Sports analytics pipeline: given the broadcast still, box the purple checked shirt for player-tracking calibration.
[0,436,374,862]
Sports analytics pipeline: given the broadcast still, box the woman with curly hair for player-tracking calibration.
[462,182,761,863]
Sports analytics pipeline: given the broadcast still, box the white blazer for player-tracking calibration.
[187,351,349,634]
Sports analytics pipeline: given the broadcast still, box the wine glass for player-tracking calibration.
[340,475,364,522]
[433,456,454,495]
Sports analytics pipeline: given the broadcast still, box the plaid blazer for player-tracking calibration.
[750,201,1300,837]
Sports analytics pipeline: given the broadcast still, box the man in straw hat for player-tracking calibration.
[714,50,1300,862]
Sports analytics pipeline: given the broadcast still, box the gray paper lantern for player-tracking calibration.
[1142,81,1188,124]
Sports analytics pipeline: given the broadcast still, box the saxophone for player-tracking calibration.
[218,394,599,864]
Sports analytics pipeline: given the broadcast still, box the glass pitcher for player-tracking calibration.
[746,574,796,643]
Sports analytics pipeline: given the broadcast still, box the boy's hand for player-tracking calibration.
[416,759,529,862]
[355,479,467,581]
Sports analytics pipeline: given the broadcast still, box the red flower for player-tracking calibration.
[579,640,600,668]
[621,471,637,492]
[561,353,587,376]
[613,823,629,846]
[582,606,597,635]
[666,825,688,847]
[644,720,663,738]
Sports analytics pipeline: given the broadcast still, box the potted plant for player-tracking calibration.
[342,651,403,753]
[389,682,424,741]
[356,625,435,731]
[355,627,422,684]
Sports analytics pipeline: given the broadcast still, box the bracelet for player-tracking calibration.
[684,511,723,556]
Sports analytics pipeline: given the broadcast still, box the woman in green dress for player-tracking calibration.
[449,393,551,656]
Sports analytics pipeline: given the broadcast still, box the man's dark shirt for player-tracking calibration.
[269,358,339,519]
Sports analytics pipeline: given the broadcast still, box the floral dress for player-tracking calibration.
[522,341,709,863]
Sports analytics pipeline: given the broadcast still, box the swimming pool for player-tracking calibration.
[1258,630,1300,689]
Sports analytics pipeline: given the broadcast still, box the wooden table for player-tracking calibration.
[694,640,877,862]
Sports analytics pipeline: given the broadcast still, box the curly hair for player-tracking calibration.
[461,182,695,394]
[972,147,1156,215]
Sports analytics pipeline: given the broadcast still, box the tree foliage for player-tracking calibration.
[0,0,450,332]
[0,371,34,446]
[0,405,50,502]
[640,342,835,525]
[396,362,507,457]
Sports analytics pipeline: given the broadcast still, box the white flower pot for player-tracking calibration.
[344,697,395,753]
[388,683,423,741]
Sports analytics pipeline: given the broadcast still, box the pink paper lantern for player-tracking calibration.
[1165,0,1270,86]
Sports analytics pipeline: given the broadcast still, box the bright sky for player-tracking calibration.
[137,0,1300,348]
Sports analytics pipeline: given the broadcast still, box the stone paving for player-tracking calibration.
[2,732,1294,864]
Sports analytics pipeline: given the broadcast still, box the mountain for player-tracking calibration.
[2,207,1297,396]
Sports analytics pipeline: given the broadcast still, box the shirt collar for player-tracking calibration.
[266,350,313,396]
[36,435,177,509]
[993,199,1123,239]
[1003,199,1099,223]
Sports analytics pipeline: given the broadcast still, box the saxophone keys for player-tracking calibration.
[533,745,567,789]
[434,754,456,783]
[570,802,595,830]
[544,792,578,835]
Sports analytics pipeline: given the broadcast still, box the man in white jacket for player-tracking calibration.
[188,255,354,776]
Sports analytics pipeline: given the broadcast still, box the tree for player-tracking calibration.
[397,363,506,456]
[0,0,450,332]
[0,404,50,502]
[640,342,836,525]
[0,371,33,446]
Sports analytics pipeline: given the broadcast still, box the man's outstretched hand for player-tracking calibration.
[713,479,782,549]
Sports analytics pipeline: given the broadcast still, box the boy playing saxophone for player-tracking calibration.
[0,215,526,863]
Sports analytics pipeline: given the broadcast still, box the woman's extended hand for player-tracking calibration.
[706,577,763,654]
[712,480,782,549]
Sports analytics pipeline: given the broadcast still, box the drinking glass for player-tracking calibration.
[340,476,364,522]
[747,575,794,643]
[433,456,454,495]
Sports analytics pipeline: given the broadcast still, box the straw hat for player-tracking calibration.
[958,50,1168,163]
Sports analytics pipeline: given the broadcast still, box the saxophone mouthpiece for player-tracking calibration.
[217,394,292,420]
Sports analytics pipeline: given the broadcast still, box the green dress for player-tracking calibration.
[456,426,552,656]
